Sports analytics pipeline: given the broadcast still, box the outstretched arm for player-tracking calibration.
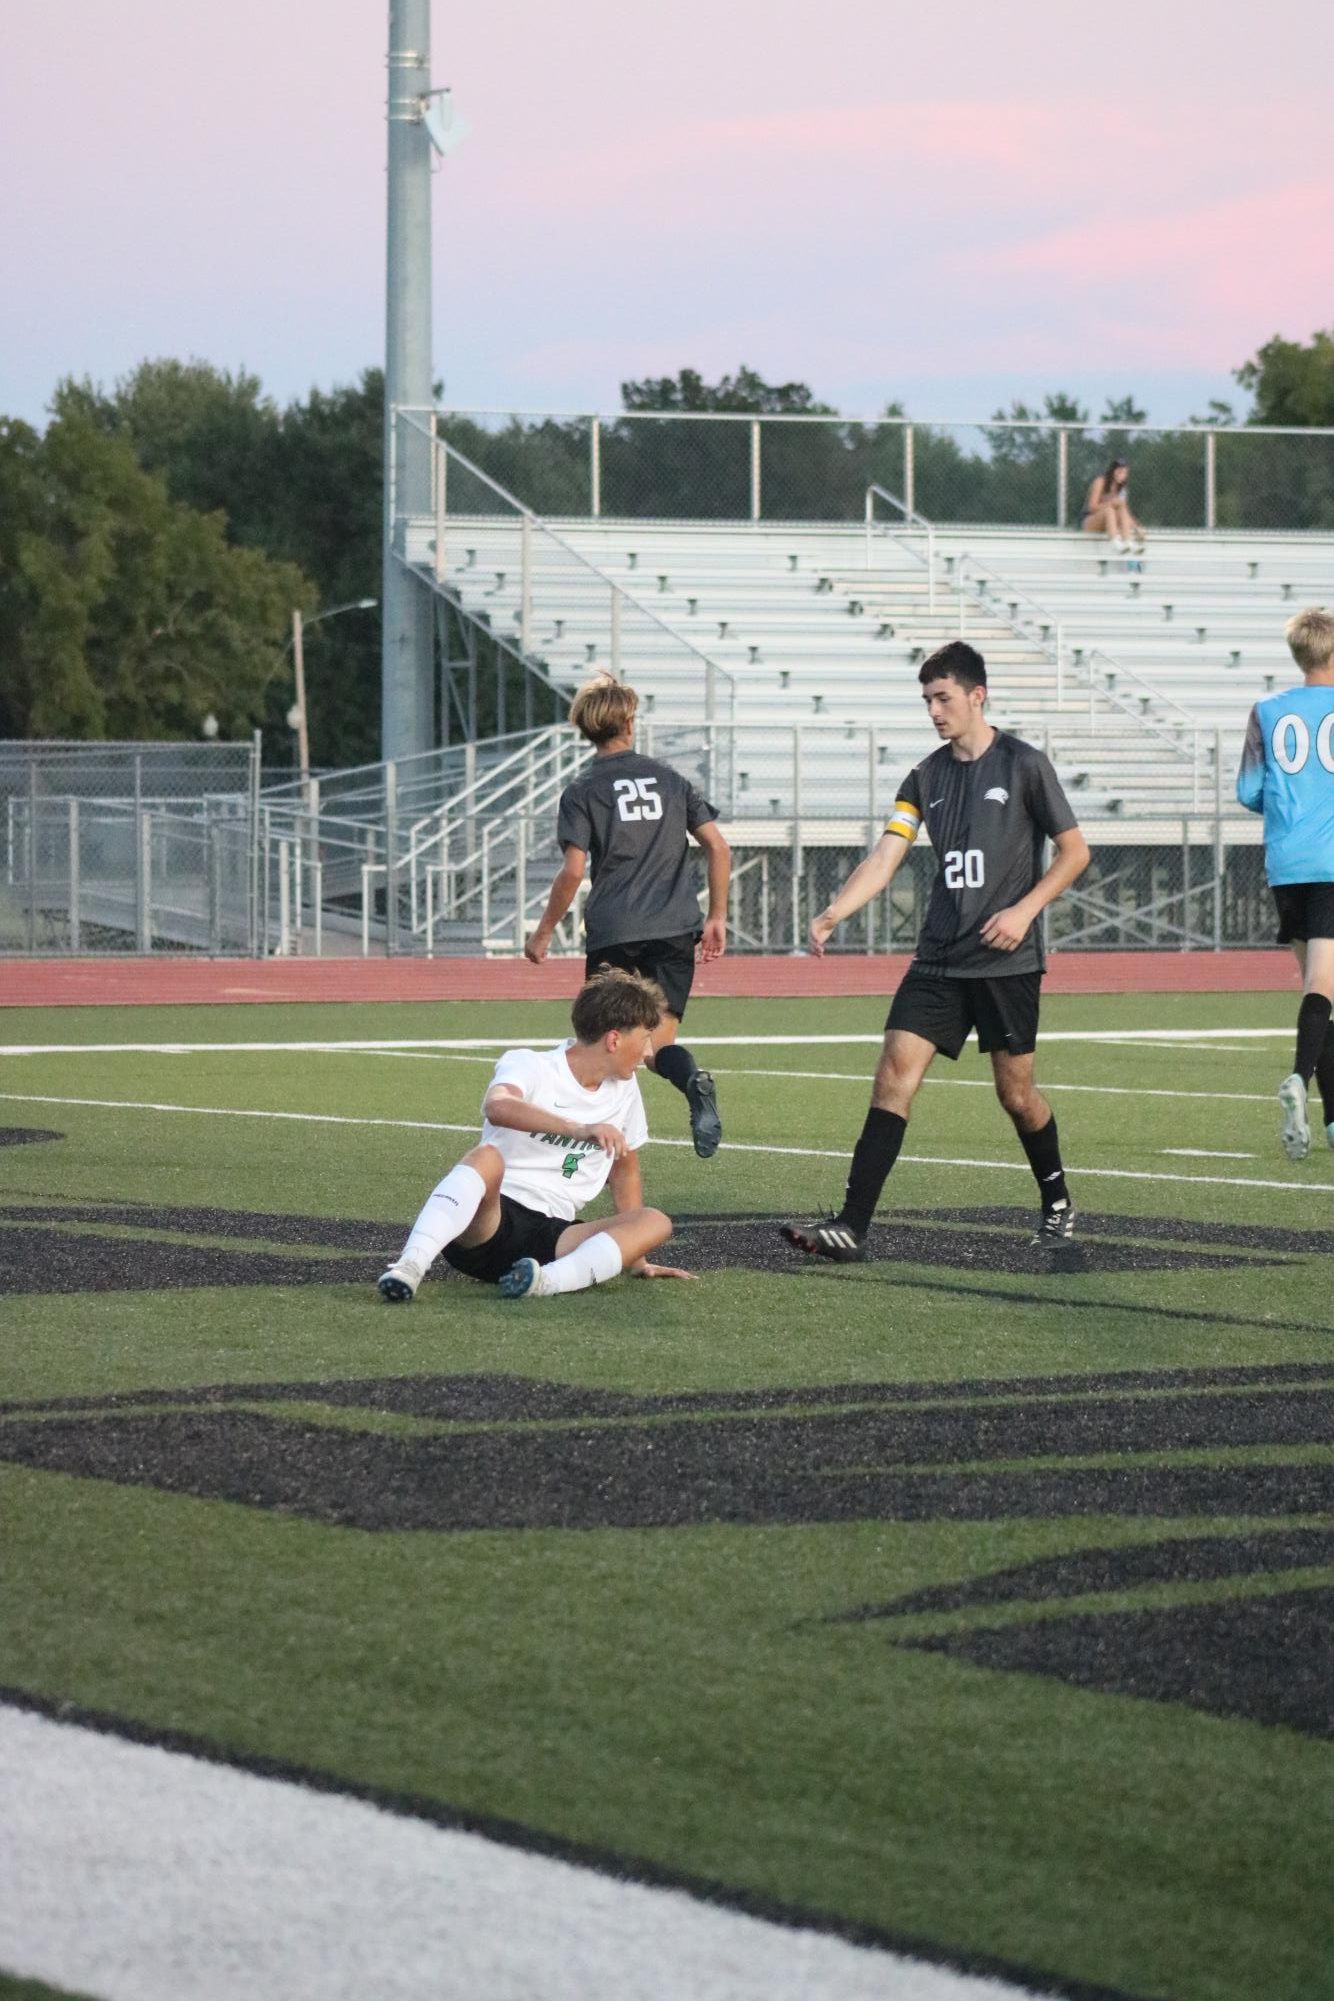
[693,821,730,960]
[809,829,914,956]
[525,845,587,963]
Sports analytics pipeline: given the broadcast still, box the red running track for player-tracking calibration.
[0,951,1299,1008]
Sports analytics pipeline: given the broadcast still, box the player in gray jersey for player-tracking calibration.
[526,674,731,1157]
[782,641,1090,1263]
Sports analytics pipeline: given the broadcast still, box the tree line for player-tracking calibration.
[3,333,1333,761]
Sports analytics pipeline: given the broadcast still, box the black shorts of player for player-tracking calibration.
[1272,882,1334,946]
[886,966,1042,1061]
[443,1194,570,1285]
[585,932,699,1020]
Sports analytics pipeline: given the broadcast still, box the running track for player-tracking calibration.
[0,951,1298,1008]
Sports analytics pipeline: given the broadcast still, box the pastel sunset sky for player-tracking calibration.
[3,0,1330,426]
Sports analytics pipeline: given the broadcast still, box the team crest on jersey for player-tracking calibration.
[984,786,1009,804]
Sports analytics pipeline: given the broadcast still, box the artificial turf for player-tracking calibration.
[2,990,1333,2000]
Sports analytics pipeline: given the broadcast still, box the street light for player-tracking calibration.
[290,598,378,788]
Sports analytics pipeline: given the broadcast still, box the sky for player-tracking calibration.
[3,0,1332,430]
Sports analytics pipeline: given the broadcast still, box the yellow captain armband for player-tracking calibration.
[883,799,922,843]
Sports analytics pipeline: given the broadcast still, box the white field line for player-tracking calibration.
[2,1090,1331,1197]
[0,1704,1044,2001]
[1161,1148,1257,1160]
[360,1049,1286,1107]
[0,1028,1295,1057]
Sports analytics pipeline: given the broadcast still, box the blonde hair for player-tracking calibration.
[1285,607,1334,674]
[569,673,637,746]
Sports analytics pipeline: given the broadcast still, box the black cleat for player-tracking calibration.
[781,1219,867,1263]
[1030,1203,1076,1248]
[686,1069,722,1158]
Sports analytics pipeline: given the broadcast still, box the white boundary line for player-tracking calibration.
[3,1090,1331,1196]
[1,1703,1037,2001]
[0,1028,1295,1057]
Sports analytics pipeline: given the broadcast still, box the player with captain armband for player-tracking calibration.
[1237,606,1334,1160]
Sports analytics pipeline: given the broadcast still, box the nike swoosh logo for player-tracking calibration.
[929,798,945,808]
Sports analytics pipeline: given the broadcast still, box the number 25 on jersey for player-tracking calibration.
[614,776,663,822]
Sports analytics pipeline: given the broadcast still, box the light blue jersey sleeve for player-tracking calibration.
[1235,704,1265,814]
[1239,685,1334,884]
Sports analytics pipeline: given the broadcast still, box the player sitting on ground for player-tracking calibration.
[377,969,692,1302]
[1237,606,1334,1160]
[524,672,730,1160]
[781,640,1090,1263]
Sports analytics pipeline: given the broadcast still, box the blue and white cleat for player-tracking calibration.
[1327,1120,1334,1151]
[499,1256,551,1299]
[1278,1073,1310,1161]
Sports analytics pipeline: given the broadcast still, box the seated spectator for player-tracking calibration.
[1080,458,1145,553]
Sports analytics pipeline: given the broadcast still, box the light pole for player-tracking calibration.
[290,598,378,789]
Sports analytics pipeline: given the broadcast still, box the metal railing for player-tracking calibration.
[422,406,1334,535]
[390,413,737,728]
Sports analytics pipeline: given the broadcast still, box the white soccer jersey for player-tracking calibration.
[480,1043,649,1221]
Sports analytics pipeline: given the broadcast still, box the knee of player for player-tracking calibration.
[458,1143,504,1187]
[994,1078,1034,1119]
[641,1206,673,1245]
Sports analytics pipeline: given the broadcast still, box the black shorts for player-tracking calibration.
[443,1195,569,1285]
[585,932,699,1020]
[886,966,1042,1060]
[1273,882,1334,946]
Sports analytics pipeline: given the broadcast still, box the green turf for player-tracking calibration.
[3,992,1334,2001]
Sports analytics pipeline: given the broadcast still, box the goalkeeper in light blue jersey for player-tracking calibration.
[1236,606,1334,1159]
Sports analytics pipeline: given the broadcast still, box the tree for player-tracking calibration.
[1236,330,1334,427]
[0,410,308,741]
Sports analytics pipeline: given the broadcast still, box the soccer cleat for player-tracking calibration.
[1030,1202,1077,1248]
[1278,1073,1310,1161]
[1327,1120,1334,1150]
[686,1069,723,1158]
[498,1256,552,1300]
[781,1219,867,1263]
[377,1257,424,1303]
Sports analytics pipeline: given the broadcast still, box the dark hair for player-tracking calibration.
[1102,457,1128,487]
[918,640,987,692]
[571,967,664,1042]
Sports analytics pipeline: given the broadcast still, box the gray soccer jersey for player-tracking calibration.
[556,750,717,951]
[885,732,1078,976]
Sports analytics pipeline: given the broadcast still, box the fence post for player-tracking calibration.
[308,776,322,960]
[208,819,221,956]
[1205,430,1217,532]
[385,760,399,957]
[514,814,527,951]
[926,524,936,612]
[904,426,915,520]
[749,420,762,522]
[248,730,262,957]
[1056,623,1064,707]
[610,585,622,674]
[137,809,153,953]
[590,417,601,518]
[790,728,802,948]
[68,797,80,954]
[25,757,36,952]
[1213,728,1223,949]
[866,727,878,955]
[520,512,533,653]
[864,486,873,567]
[1057,428,1069,528]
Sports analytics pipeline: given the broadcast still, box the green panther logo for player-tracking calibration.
[561,1153,581,1179]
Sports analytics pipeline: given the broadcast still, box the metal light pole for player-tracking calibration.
[291,599,379,791]
[382,0,436,763]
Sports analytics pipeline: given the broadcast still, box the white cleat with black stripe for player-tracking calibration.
[780,1218,867,1264]
[1278,1073,1311,1161]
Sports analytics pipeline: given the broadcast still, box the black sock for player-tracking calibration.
[1019,1113,1070,1212]
[1295,994,1333,1087]
[839,1107,907,1236]
[1316,1025,1334,1127]
[652,1042,698,1096]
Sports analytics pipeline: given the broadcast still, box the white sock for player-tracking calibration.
[400,1162,487,1271]
[536,1231,624,1296]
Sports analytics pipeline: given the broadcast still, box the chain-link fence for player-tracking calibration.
[0,742,259,956]
[425,409,1334,533]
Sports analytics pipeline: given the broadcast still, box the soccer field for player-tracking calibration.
[3,989,1334,2001]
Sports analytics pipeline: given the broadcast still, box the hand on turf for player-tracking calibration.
[808,913,835,957]
[698,916,726,962]
[980,905,1031,952]
[523,929,551,965]
[632,1261,696,1280]
[582,1121,628,1159]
